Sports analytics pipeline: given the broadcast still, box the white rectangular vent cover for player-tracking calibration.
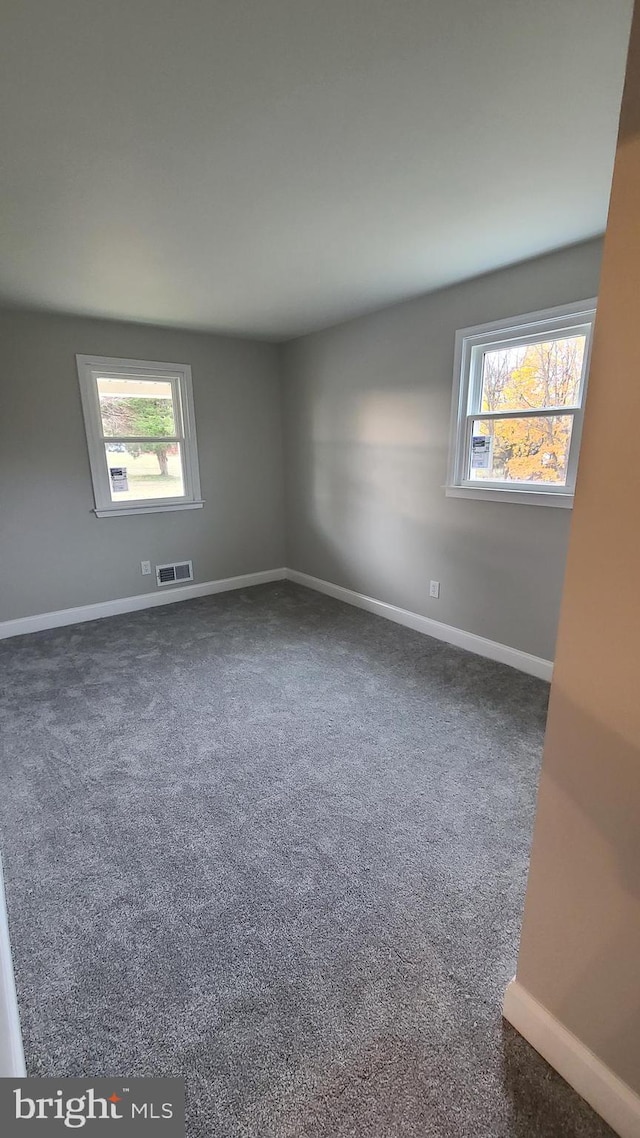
[156,560,193,587]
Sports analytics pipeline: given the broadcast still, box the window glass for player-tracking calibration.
[97,377,177,438]
[104,442,185,502]
[469,415,574,485]
[480,336,585,414]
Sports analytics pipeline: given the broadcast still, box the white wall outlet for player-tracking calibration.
[429,580,440,599]
[140,560,152,576]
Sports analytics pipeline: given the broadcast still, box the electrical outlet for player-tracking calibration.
[429,580,440,599]
[141,560,151,576]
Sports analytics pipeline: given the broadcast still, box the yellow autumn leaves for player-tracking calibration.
[473,337,585,484]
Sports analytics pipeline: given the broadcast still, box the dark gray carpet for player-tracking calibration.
[0,582,613,1137]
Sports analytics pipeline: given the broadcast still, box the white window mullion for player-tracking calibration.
[101,436,182,445]
[469,406,581,423]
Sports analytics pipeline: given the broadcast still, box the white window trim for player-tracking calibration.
[76,355,204,517]
[446,299,597,508]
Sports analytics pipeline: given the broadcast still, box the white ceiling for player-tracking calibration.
[0,1,633,340]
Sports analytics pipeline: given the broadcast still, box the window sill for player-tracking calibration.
[445,486,573,508]
[94,500,205,518]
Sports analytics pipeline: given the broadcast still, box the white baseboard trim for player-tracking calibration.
[0,854,26,1077]
[0,567,554,681]
[0,568,287,640]
[285,569,553,681]
[503,979,640,1138]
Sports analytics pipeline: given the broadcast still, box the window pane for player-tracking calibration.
[480,336,585,413]
[98,377,177,438]
[469,415,574,485]
[105,442,184,501]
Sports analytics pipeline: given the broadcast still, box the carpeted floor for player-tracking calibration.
[0,582,614,1137]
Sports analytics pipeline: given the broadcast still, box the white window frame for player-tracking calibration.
[76,355,203,518]
[446,299,597,508]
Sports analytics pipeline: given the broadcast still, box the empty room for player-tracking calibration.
[1,2,639,1136]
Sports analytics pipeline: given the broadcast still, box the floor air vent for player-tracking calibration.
[156,560,193,587]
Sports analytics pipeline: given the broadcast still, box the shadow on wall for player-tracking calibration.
[312,389,441,511]
[307,385,447,594]
[300,381,562,654]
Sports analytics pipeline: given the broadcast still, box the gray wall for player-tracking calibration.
[281,239,603,661]
[1,239,604,650]
[0,310,285,622]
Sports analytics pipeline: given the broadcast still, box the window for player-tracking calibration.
[76,355,203,517]
[447,300,596,507]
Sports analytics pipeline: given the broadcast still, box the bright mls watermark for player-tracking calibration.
[0,1078,184,1135]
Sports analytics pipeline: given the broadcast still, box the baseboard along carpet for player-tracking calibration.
[0,582,615,1137]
